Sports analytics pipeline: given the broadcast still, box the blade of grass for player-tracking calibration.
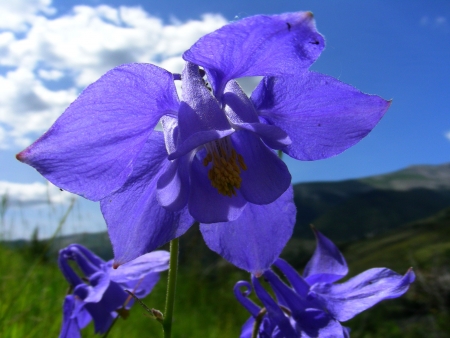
[0,197,76,323]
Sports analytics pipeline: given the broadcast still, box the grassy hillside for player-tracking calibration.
[2,206,450,337]
[2,163,450,337]
[293,163,450,241]
[343,206,450,273]
[343,206,450,337]
[311,188,450,241]
[361,163,450,191]
[0,242,249,338]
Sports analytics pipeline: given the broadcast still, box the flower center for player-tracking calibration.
[203,138,247,197]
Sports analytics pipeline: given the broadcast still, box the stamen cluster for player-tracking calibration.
[203,138,247,197]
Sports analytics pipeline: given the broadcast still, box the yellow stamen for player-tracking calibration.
[203,138,247,197]
[203,153,212,166]
[237,154,247,171]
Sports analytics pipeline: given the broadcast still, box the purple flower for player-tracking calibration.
[234,229,415,337]
[17,12,390,273]
[58,244,168,337]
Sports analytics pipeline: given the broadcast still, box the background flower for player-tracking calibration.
[58,244,169,336]
[235,229,415,337]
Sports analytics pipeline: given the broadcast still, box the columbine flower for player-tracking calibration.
[17,12,390,273]
[234,229,415,337]
[58,244,169,337]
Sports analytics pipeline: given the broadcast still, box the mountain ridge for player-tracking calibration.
[293,162,450,240]
[2,162,450,261]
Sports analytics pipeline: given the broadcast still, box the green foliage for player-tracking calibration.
[2,171,450,337]
[0,245,67,337]
[2,206,450,338]
[292,163,450,242]
[295,186,450,242]
[339,207,450,337]
[0,242,250,338]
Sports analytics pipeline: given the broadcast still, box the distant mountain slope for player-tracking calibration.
[340,206,450,338]
[51,231,113,258]
[2,230,113,260]
[360,163,450,191]
[3,162,449,263]
[343,205,450,274]
[293,162,450,241]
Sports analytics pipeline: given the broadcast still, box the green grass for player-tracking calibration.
[343,207,450,273]
[0,244,250,338]
[0,246,67,337]
[340,207,450,337]
[2,206,450,337]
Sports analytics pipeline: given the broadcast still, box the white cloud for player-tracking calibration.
[420,16,429,26]
[236,77,263,96]
[0,128,7,149]
[445,131,450,141]
[0,181,107,240]
[0,3,227,149]
[436,16,448,26]
[38,69,64,80]
[0,180,73,206]
[420,15,449,31]
[0,67,77,148]
[0,0,55,32]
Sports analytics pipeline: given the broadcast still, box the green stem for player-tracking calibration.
[162,238,179,338]
[102,317,118,338]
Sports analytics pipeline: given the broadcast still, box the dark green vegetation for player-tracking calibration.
[1,163,450,337]
[293,163,450,241]
[0,240,249,337]
[344,206,450,337]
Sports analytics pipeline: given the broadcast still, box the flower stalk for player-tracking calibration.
[163,238,179,338]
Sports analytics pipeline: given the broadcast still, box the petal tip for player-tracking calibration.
[304,11,314,19]
[310,224,323,242]
[254,271,264,278]
[253,272,263,279]
[406,267,416,282]
[16,150,26,162]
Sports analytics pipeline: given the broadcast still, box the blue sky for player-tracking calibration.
[0,0,449,238]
